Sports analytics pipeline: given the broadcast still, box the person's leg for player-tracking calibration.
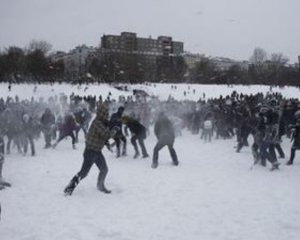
[28,135,35,156]
[120,135,127,156]
[52,132,67,148]
[44,129,52,148]
[6,135,12,154]
[0,137,5,180]
[70,132,76,149]
[75,128,79,143]
[131,136,140,158]
[275,143,285,158]
[114,137,121,158]
[259,142,268,167]
[94,151,111,193]
[287,148,296,165]
[168,143,179,166]
[64,149,95,195]
[268,144,280,170]
[138,137,149,158]
[152,141,164,168]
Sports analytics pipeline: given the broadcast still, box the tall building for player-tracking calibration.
[101,32,184,57]
[97,32,184,82]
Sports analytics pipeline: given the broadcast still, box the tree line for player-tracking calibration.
[0,41,299,86]
[190,48,300,86]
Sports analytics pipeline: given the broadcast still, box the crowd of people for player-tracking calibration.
[0,86,300,195]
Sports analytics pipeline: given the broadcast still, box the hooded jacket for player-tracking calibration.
[85,105,111,152]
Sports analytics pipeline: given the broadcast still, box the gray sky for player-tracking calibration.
[1,0,299,63]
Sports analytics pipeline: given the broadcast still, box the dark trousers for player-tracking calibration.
[6,133,22,154]
[0,137,4,177]
[114,134,127,157]
[289,148,298,163]
[23,134,35,156]
[131,135,148,157]
[260,142,277,166]
[43,128,53,147]
[275,143,285,158]
[68,148,108,191]
[152,138,178,165]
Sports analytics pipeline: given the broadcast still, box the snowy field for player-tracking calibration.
[1,83,300,240]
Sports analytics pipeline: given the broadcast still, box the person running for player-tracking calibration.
[52,110,78,150]
[63,104,118,196]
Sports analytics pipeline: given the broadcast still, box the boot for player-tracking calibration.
[97,186,112,194]
[52,142,58,149]
[64,175,80,196]
[270,162,280,171]
[286,160,293,165]
[44,143,51,149]
[151,162,158,169]
[97,172,111,194]
[133,152,140,159]
[173,159,179,166]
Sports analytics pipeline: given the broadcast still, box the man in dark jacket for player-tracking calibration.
[151,112,178,168]
[64,104,118,196]
[122,115,149,159]
[110,106,127,157]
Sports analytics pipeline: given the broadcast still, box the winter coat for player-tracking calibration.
[110,111,123,137]
[60,113,78,135]
[85,105,111,152]
[124,117,146,139]
[40,111,55,129]
[154,114,175,143]
[22,114,36,137]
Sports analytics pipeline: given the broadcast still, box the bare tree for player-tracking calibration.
[27,40,52,55]
[270,53,289,66]
[249,47,267,65]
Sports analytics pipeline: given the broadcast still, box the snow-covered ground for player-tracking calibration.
[1,83,300,240]
[1,82,300,101]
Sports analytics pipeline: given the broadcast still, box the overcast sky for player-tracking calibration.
[0,0,299,63]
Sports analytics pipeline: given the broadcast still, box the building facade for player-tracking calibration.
[98,32,184,82]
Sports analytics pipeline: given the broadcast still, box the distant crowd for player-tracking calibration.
[1,85,300,192]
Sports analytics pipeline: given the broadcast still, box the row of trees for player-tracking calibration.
[87,53,187,84]
[190,48,300,86]
[0,42,299,86]
[0,40,64,83]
